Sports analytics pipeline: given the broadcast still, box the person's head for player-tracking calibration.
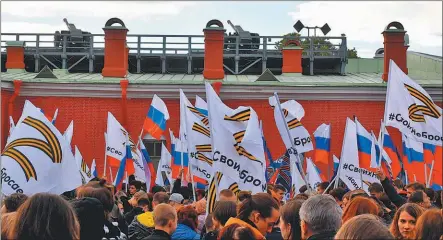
[177,205,199,231]
[342,191,352,209]
[299,194,342,239]
[219,223,255,240]
[196,189,205,201]
[342,196,380,224]
[153,192,170,208]
[316,182,330,194]
[237,193,280,235]
[137,198,151,212]
[299,185,307,194]
[408,190,432,209]
[129,191,148,207]
[279,199,304,240]
[271,184,286,203]
[294,193,309,201]
[390,203,425,239]
[393,179,405,192]
[152,185,166,194]
[9,193,80,240]
[219,189,237,202]
[169,193,184,211]
[424,188,436,202]
[335,214,394,240]
[2,193,28,213]
[414,208,443,240]
[237,190,252,202]
[153,203,178,235]
[128,180,142,195]
[368,182,384,199]
[405,182,425,197]
[435,190,443,208]
[205,214,215,232]
[329,187,346,207]
[70,197,105,240]
[212,201,237,229]
[77,186,114,216]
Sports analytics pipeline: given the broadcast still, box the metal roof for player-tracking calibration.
[1,72,441,87]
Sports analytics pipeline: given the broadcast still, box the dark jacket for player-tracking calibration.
[125,207,144,225]
[103,220,127,240]
[306,231,336,240]
[128,212,155,240]
[146,229,171,240]
[381,178,407,208]
[201,230,218,240]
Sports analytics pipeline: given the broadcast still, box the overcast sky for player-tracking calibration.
[1,1,441,58]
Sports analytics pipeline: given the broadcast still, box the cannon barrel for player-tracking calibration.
[227,20,238,34]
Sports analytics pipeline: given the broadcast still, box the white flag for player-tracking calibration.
[338,118,379,193]
[306,157,323,190]
[75,146,92,184]
[206,83,266,194]
[384,59,442,146]
[2,100,82,195]
[269,96,314,154]
[155,143,173,186]
[291,160,305,195]
[106,112,127,169]
[63,120,74,145]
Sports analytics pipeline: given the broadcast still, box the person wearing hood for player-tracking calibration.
[71,197,106,240]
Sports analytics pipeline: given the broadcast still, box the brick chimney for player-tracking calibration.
[382,21,409,81]
[6,41,26,73]
[281,39,303,76]
[203,20,226,80]
[102,18,129,79]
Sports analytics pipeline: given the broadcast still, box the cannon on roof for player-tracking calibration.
[224,20,260,51]
[54,18,92,50]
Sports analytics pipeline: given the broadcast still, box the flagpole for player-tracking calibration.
[125,171,128,193]
[103,132,107,178]
[427,160,435,187]
[424,164,428,187]
[109,167,114,184]
[273,92,312,193]
[405,170,409,185]
[413,174,417,182]
[322,174,337,194]
[378,120,386,170]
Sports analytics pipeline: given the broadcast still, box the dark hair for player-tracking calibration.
[213,201,237,226]
[273,184,286,193]
[294,193,309,200]
[3,193,28,212]
[152,185,166,194]
[368,183,384,194]
[424,188,436,201]
[299,185,307,194]
[317,182,330,191]
[153,192,170,204]
[9,193,79,240]
[137,198,150,208]
[280,199,303,240]
[237,193,279,222]
[196,189,206,198]
[405,182,425,191]
[177,205,199,231]
[329,187,346,201]
[408,190,427,204]
[70,197,105,240]
[435,190,442,208]
[219,223,254,240]
[205,213,214,230]
[393,179,404,189]
[77,186,114,213]
[237,191,252,202]
[129,180,142,190]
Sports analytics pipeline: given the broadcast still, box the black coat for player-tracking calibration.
[145,229,171,240]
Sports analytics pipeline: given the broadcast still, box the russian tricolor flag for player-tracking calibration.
[355,118,373,170]
[402,134,425,183]
[143,95,170,140]
[313,123,331,181]
[91,159,98,178]
[169,130,189,180]
[382,127,402,179]
[139,137,156,192]
[114,137,132,187]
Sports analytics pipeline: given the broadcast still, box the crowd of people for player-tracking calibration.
[1,168,442,240]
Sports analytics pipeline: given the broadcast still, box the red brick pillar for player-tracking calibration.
[203,20,226,80]
[102,18,129,79]
[382,21,408,81]
[6,41,25,73]
[282,46,303,75]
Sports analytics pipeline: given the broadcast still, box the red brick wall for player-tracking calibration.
[2,91,441,179]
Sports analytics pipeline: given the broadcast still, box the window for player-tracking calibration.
[142,139,166,170]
